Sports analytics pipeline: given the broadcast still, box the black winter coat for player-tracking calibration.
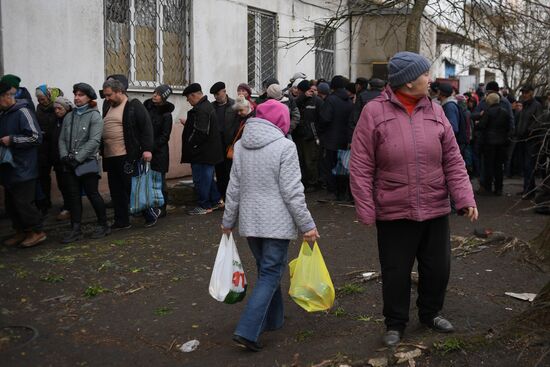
[516,98,543,139]
[144,99,174,173]
[181,96,223,165]
[102,98,154,167]
[319,88,354,150]
[35,104,57,166]
[50,116,65,168]
[212,97,239,148]
[293,94,323,142]
[478,104,511,145]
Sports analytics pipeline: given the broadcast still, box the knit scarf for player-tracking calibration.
[76,104,89,115]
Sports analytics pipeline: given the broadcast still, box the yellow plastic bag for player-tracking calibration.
[289,241,335,312]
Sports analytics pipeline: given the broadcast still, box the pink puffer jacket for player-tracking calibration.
[350,87,476,225]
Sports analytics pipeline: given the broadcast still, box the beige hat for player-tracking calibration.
[267,84,283,100]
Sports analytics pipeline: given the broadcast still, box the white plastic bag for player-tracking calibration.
[209,233,247,304]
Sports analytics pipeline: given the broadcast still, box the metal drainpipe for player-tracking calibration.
[0,0,3,76]
[348,0,352,79]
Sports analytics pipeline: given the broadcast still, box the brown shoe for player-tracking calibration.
[20,231,47,248]
[56,210,71,221]
[3,232,26,246]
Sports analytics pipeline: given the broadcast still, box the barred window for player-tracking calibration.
[315,24,335,80]
[104,0,190,90]
[247,8,277,94]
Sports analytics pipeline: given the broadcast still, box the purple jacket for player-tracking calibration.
[349,87,476,225]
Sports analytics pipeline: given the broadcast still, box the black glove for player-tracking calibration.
[62,156,79,170]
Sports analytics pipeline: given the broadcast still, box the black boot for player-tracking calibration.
[91,224,111,239]
[62,223,83,244]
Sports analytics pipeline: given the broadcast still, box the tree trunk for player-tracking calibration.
[405,0,429,52]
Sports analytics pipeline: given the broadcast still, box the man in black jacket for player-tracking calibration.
[210,81,237,198]
[319,75,354,199]
[293,80,323,191]
[181,83,224,215]
[477,93,511,195]
[0,82,46,247]
[102,77,154,229]
[515,85,543,197]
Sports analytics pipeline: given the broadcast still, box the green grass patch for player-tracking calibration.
[333,307,347,317]
[111,240,127,246]
[84,285,109,298]
[130,267,143,273]
[154,307,172,316]
[337,283,364,296]
[97,260,115,271]
[356,314,372,322]
[41,274,65,283]
[295,330,314,342]
[14,268,29,279]
[33,252,76,264]
[433,337,467,355]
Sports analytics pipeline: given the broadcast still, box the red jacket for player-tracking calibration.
[350,87,476,225]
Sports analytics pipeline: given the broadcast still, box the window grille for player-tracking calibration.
[315,24,335,80]
[247,8,277,94]
[104,0,190,90]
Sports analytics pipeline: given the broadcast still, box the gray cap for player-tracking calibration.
[387,51,431,87]
[317,82,330,95]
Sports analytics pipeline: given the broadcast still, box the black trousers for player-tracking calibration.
[215,159,231,199]
[320,148,338,192]
[4,179,43,231]
[36,159,53,210]
[104,156,132,226]
[376,215,450,332]
[54,166,70,210]
[295,136,320,188]
[63,171,107,225]
[482,144,507,193]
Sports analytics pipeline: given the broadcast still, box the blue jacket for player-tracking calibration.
[442,97,461,133]
[0,101,42,187]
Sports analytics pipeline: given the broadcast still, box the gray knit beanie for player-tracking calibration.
[154,84,172,101]
[387,51,431,87]
[54,96,74,111]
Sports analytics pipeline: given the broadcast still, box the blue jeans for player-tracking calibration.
[191,163,221,209]
[234,237,290,342]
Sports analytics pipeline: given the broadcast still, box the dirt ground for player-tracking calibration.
[0,178,548,367]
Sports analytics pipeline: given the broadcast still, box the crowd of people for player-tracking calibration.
[1,50,549,350]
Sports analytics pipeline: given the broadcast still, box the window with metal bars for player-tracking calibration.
[104,0,190,90]
[314,24,335,80]
[247,8,277,94]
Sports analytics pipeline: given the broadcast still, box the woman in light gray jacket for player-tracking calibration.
[222,99,319,351]
[58,83,109,243]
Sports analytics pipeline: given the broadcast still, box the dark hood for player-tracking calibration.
[332,88,350,101]
[2,101,33,115]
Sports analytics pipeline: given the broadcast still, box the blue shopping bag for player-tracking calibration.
[130,161,165,214]
[332,149,351,176]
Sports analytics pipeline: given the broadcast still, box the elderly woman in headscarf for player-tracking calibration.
[51,97,74,221]
[35,84,64,214]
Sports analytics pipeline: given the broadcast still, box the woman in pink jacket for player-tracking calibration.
[350,52,478,347]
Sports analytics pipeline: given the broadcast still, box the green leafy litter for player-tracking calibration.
[296,330,314,342]
[154,307,172,316]
[337,283,365,295]
[33,252,76,264]
[41,274,65,283]
[433,337,467,355]
[84,285,109,298]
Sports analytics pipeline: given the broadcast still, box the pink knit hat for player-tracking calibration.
[255,99,290,135]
